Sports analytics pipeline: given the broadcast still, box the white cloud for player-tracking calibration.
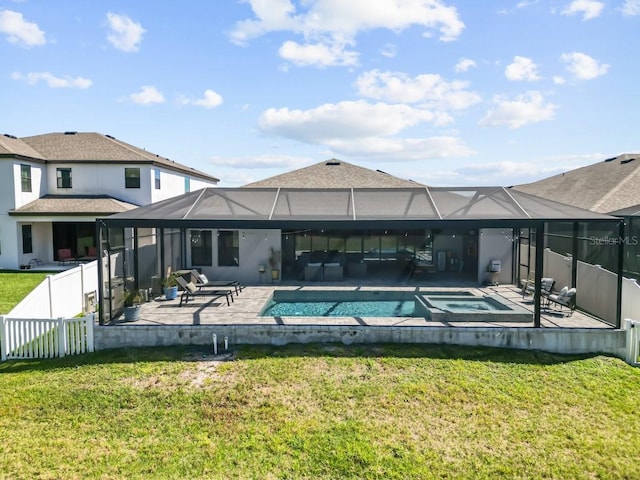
[259,100,444,143]
[209,154,313,169]
[179,89,223,109]
[505,56,541,81]
[279,40,359,67]
[329,136,475,161]
[230,0,465,68]
[11,71,92,88]
[621,0,640,15]
[107,12,145,52]
[355,70,481,110]
[479,91,557,129]
[560,52,609,80]
[231,0,465,43]
[0,9,45,47]
[553,75,566,85]
[380,43,396,58]
[562,0,604,20]
[455,57,476,73]
[129,86,164,105]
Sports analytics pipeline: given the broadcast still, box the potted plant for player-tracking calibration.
[268,246,281,281]
[161,274,179,300]
[123,289,143,321]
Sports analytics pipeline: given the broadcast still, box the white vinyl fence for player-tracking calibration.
[9,261,98,319]
[0,314,94,361]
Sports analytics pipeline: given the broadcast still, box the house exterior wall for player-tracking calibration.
[187,228,281,285]
[13,160,45,208]
[477,229,514,285]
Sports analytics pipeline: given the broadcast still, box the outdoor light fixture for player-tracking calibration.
[242,232,245,239]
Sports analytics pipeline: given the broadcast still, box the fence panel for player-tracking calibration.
[1,315,95,361]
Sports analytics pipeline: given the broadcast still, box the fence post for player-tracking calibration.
[47,275,54,319]
[87,313,95,353]
[1,316,6,362]
[57,317,66,357]
[623,319,639,365]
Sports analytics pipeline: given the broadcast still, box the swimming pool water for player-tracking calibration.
[262,300,417,317]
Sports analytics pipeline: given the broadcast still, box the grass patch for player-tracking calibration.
[0,272,49,315]
[1,344,639,479]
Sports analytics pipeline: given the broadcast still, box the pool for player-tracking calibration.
[259,290,531,322]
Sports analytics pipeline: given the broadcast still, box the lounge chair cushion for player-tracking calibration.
[198,273,209,284]
[324,262,340,267]
[184,281,198,294]
[307,262,321,267]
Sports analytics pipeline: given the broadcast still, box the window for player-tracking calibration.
[22,225,32,253]
[21,164,31,192]
[56,168,72,188]
[125,167,141,189]
[184,176,190,193]
[218,230,239,266]
[154,169,161,189]
[191,230,212,266]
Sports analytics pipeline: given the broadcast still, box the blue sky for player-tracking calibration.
[1,0,639,187]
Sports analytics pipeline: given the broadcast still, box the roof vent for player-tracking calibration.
[604,156,616,162]
[621,158,636,165]
[376,169,390,175]
[3,134,17,139]
[64,131,77,135]
[105,134,115,139]
[325,160,341,166]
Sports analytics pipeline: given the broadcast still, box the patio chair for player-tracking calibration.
[545,287,576,315]
[323,262,343,281]
[175,276,232,307]
[522,277,555,299]
[58,248,75,265]
[190,269,243,295]
[304,263,323,281]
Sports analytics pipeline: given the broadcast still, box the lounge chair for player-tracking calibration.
[175,276,232,307]
[190,269,243,295]
[58,248,75,265]
[545,287,576,315]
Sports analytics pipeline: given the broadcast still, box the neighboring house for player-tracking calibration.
[513,153,640,214]
[243,159,423,189]
[513,153,640,278]
[0,132,219,270]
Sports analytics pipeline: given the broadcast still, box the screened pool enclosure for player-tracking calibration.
[97,186,623,326]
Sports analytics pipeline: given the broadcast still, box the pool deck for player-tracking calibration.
[111,283,612,330]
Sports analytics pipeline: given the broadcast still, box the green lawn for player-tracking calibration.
[1,344,639,479]
[0,272,49,315]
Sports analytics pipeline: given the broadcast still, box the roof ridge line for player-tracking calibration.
[592,162,640,211]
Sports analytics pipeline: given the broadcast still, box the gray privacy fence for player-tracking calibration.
[0,314,95,361]
[543,249,640,325]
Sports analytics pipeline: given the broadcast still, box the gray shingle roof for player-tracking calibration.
[242,159,423,189]
[0,134,46,159]
[18,132,219,182]
[513,154,640,214]
[9,195,138,216]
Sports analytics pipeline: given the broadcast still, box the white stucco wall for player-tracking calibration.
[188,229,281,285]
[149,168,217,203]
[477,229,514,285]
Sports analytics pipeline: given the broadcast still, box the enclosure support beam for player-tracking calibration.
[616,219,625,329]
[534,223,545,328]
